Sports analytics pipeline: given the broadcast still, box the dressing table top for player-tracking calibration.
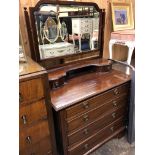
[50,68,130,111]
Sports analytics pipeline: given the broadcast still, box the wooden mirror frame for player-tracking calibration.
[24,0,105,69]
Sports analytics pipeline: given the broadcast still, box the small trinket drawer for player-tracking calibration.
[39,42,75,59]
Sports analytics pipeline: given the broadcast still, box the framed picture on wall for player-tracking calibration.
[111,2,134,31]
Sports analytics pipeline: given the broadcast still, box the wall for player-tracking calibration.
[19,0,135,59]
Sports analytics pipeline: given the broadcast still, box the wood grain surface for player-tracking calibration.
[50,69,130,111]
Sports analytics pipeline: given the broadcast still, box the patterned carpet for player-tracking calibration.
[90,136,135,155]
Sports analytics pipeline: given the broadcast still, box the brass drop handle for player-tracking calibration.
[58,50,64,53]
[114,88,119,95]
[83,129,88,135]
[113,101,117,106]
[83,102,89,109]
[19,92,23,102]
[84,144,89,149]
[110,127,114,132]
[54,81,59,87]
[47,150,52,154]
[112,113,116,118]
[83,115,89,122]
[26,136,32,144]
[21,115,27,124]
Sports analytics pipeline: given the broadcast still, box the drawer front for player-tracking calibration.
[81,23,92,33]
[42,46,74,58]
[19,78,44,104]
[68,117,126,155]
[67,107,127,146]
[66,94,128,133]
[20,136,52,155]
[81,27,92,34]
[66,83,130,119]
[19,100,47,128]
[20,120,50,150]
[92,18,99,30]
[80,19,92,26]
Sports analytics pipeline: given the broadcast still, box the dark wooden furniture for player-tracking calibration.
[50,60,131,155]
[24,0,104,69]
[24,1,131,155]
[19,58,57,155]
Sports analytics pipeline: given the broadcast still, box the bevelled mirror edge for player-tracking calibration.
[25,0,105,69]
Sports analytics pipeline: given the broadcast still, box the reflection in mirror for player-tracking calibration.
[61,21,68,41]
[34,4,99,60]
[42,17,58,43]
[19,28,27,63]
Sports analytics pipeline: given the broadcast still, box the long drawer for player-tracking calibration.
[19,100,47,128]
[67,106,127,146]
[19,78,44,104]
[20,136,52,155]
[66,94,128,133]
[66,83,130,119]
[68,117,126,155]
[19,120,50,150]
[41,45,75,59]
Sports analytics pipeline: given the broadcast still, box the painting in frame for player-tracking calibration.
[111,2,134,31]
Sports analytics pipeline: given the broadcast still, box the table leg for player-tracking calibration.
[126,44,135,75]
[89,33,92,50]
[79,34,82,52]
[72,34,75,45]
[109,39,114,59]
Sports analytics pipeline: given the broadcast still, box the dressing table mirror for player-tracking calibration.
[25,0,104,69]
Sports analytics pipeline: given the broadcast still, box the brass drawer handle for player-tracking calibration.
[26,136,32,144]
[112,113,116,118]
[84,143,89,149]
[19,92,23,102]
[54,81,59,87]
[110,127,114,132]
[83,115,89,122]
[113,88,119,95]
[83,129,88,135]
[42,115,47,120]
[47,150,52,154]
[82,102,89,109]
[113,101,117,106]
[21,115,27,124]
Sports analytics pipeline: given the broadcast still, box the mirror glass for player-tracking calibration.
[43,17,58,43]
[34,4,99,59]
[19,28,27,63]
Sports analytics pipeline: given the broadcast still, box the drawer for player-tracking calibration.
[19,100,47,128]
[68,117,126,155]
[43,47,74,58]
[20,120,50,150]
[19,78,44,104]
[20,136,52,155]
[66,83,130,119]
[67,106,127,146]
[81,28,92,34]
[66,94,128,133]
[80,19,92,25]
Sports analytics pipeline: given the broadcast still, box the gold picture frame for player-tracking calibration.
[111,2,134,31]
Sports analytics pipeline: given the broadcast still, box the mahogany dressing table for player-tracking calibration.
[23,1,131,154]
